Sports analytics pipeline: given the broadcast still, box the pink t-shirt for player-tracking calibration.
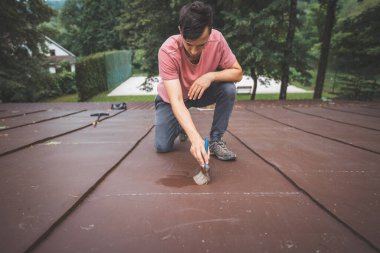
[157,29,236,103]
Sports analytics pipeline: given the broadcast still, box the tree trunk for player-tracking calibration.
[250,66,258,100]
[314,0,338,99]
[280,0,297,100]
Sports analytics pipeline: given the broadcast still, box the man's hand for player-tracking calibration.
[190,136,210,167]
[188,73,215,100]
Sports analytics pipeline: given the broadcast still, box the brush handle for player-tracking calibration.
[203,137,210,177]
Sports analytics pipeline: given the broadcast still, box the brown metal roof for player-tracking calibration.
[0,100,379,253]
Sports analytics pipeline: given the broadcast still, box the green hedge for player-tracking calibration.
[76,50,132,101]
[76,52,107,101]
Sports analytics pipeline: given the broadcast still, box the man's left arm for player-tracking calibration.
[188,61,243,100]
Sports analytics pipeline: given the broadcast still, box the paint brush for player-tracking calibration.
[193,137,211,185]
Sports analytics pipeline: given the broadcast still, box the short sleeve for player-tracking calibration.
[218,34,237,69]
[158,49,179,80]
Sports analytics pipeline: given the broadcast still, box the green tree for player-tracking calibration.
[60,0,124,56]
[58,0,83,55]
[280,0,298,100]
[313,0,338,99]
[223,0,290,100]
[331,0,380,100]
[117,0,183,75]
[296,1,324,66]
[0,0,54,102]
[333,1,380,78]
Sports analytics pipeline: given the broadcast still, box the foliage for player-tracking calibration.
[337,75,380,101]
[222,0,313,100]
[313,0,338,99]
[296,1,323,65]
[223,0,286,77]
[37,73,63,99]
[59,0,125,56]
[117,0,181,75]
[55,0,82,55]
[75,52,108,101]
[3,0,380,102]
[332,1,380,78]
[34,68,76,100]
[56,70,76,94]
[328,0,380,99]
[0,0,54,102]
[279,0,298,100]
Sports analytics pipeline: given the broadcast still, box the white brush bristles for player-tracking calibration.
[193,171,210,185]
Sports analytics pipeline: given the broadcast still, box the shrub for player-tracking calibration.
[337,75,380,101]
[75,50,132,101]
[57,70,76,94]
[37,73,62,100]
[75,52,107,101]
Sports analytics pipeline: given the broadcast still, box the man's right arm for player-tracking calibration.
[164,79,209,166]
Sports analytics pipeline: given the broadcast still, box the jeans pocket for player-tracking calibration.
[154,95,164,109]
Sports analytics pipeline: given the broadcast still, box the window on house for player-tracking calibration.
[50,49,56,56]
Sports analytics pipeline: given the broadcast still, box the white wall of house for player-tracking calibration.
[49,66,56,74]
[47,43,68,56]
[45,36,76,74]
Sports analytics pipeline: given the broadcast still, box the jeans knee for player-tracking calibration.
[221,82,236,101]
[155,142,173,153]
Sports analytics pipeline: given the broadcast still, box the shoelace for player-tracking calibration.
[215,140,229,151]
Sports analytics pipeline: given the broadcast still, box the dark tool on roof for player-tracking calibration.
[91,113,110,127]
[111,102,127,110]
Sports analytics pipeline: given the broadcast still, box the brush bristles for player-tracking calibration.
[193,171,210,185]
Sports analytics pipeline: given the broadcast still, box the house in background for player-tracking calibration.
[45,36,76,73]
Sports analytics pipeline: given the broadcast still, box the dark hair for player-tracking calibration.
[178,1,213,40]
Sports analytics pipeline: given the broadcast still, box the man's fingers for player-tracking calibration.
[193,149,205,166]
[198,88,205,99]
[194,87,202,99]
[188,85,196,99]
[189,86,204,100]
[191,144,207,166]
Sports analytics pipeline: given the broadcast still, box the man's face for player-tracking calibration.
[181,26,210,62]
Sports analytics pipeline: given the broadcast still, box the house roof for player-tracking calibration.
[0,100,379,252]
[45,35,76,57]
[48,55,76,64]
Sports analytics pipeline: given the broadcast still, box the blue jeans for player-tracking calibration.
[155,82,236,152]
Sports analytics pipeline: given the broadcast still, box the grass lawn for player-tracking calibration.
[47,93,79,102]
[238,92,336,100]
[89,92,156,102]
[48,91,335,103]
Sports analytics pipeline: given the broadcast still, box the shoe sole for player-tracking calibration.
[211,153,237,161]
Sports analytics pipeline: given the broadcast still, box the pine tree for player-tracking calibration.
[0,0,54,102]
